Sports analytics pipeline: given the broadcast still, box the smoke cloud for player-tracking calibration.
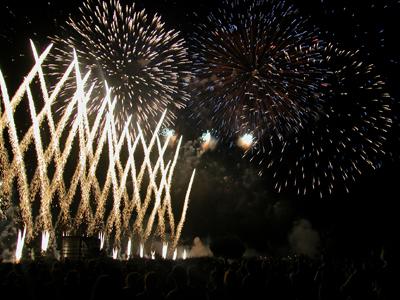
[189,236,212,258]
[0,207,18,262]
[289,219,320,258]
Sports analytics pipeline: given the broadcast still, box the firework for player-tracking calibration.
[139,243,144,258]
[200,130,218,152]
[182,249,187,260]
[41,230,50,253]
[112,248,118,259]
[162,242,168,259]
[1,42,195,251]
[160,127,178,146]
[15,226,26,263]
[261,44,392,197]
[237,133,254,151]
[99,232,105,250]
[126,238,132,258]
[48,0,191,135]
[190,0,326,142]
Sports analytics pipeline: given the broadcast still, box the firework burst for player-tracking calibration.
[48,0,191,135]
[190,0,327,142]
[260,44,393,197]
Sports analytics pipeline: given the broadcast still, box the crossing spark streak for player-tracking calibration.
[0,42,195,253]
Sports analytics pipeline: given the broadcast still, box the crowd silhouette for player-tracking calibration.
[0,250,395,300]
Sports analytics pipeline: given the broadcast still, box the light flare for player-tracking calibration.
[238,133,254,150]
[15,226,27,263]
[139,243,144,258]
[182,249,187,260]
[41,231,50,253]
[99,232,105,250]
[162,242,168,259]
[173,248,177,260]
[126,238,132,259]
[112,248,118,259]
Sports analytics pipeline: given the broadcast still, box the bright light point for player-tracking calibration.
[151,250,156,260]
[162,242,168,259]
[238,133,254,150]
[15,226,27,263]
[173,248,177,260]
[201,131,211,143]
[112,248,118,259]
[99,232,105,250]
[160,128,178,146]
[161,128,175,137]
[182,249,187,260]
[200,130,217,152]
[139,243,144,258]
[41,231,50,253]
[241,133,254,145]
[127,238,132,259]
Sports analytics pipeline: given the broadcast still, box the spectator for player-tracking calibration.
[136,271,164,300]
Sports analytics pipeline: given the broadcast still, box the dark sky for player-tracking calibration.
[0,0,399,255]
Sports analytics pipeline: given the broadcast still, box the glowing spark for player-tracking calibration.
[41,231,50,253]
[151,250,156,260]
[238,133,254,150]
[182,249,187,260]
[161,128,176,138]
[201,131,211,144]
[126,238,132,259]
[173,248,177,260]
[173,169,196,250]
[112,248,118,259]
[15,226,26,263]
[139,243,144,258]
[99,232,105,250]
[201,130,217,152]
[162,242,168,259]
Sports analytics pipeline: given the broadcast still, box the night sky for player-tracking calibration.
[1,0,400,256]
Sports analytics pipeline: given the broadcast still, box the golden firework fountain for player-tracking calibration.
[0,42,195,261]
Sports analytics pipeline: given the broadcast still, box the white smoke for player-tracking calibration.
[243,248,261,257]
[189,236,213,258]
[0,207,18,262]
[288,219,320,258]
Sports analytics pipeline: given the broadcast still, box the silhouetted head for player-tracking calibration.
[125,271,141,288]
[171,265,187,288]
[144,271,159,291]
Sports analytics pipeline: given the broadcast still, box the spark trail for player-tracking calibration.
[0,43,195,253]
